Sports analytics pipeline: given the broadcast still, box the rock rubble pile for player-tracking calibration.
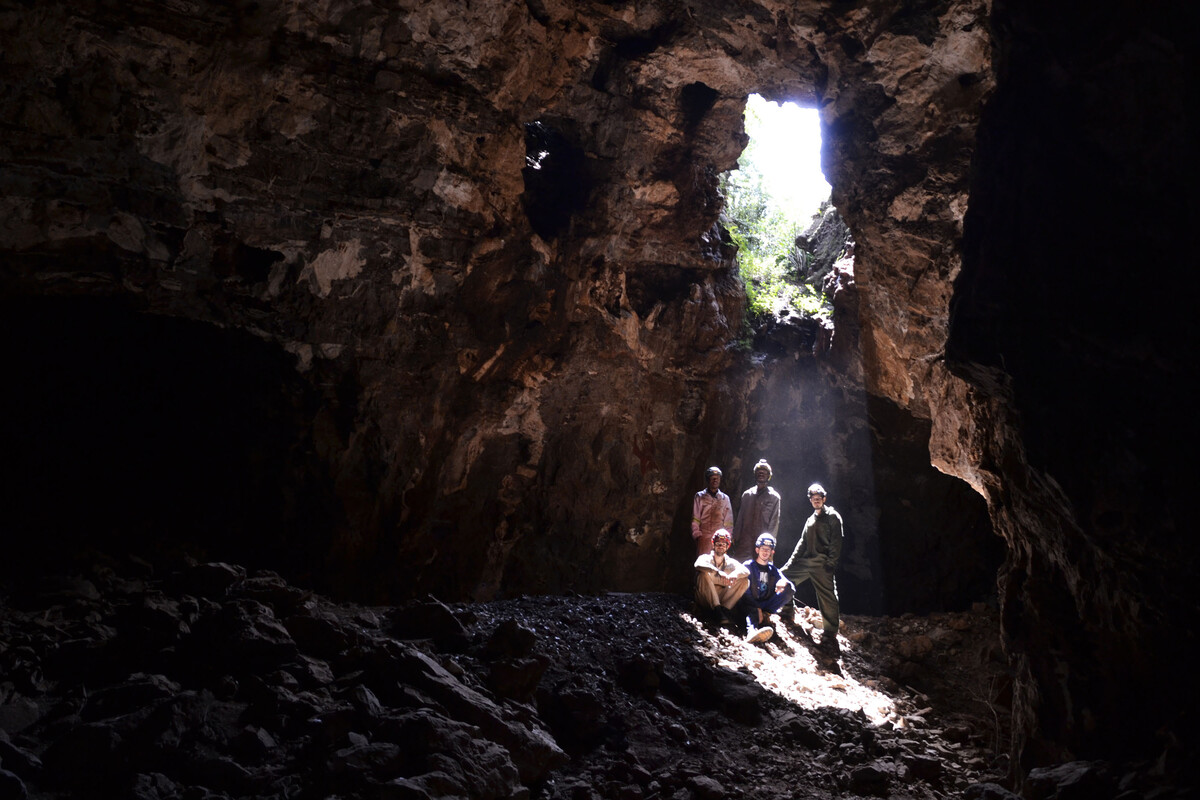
[1,561,563,799]
[3,559,1156,799]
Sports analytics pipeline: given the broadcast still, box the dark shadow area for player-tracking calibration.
[521,121,592,240]
[868,395,1003,615]
[950,0,1198,768]
[624,264,707,318]
[680,81,719,132]
[0,294,340,588]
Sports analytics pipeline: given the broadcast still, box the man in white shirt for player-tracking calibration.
[693,529,749,626]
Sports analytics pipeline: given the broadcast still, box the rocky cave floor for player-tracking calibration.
[0,557,1157,800]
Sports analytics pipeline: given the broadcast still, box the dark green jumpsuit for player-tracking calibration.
[781,505,843,634]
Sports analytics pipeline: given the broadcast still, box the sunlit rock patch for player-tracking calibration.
[682,606,899,726]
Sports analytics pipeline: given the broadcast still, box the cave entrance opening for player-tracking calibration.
[721,94,837,324]
[719,94,998,618]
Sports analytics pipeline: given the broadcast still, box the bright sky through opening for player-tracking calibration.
[744,94,831,220]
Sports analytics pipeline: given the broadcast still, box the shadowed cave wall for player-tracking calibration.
[945,0,1199,771]
[1,0,1195,779]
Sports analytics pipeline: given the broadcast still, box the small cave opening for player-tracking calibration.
[223,240,286,285]
[520,120,592,241]
[680,81,719,132]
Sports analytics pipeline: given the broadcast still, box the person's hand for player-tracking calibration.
[775,579,787,594]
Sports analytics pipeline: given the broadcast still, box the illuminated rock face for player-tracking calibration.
[0,0,993,604]
[1,0,1194,773]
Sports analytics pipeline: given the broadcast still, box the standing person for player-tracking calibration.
[733,459,781,559]
[781,483,844,649]
[691,466,733,557]
[740,533,795,644]
[693,529,749,627]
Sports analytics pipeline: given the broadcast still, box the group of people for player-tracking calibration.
[691,461,843,649]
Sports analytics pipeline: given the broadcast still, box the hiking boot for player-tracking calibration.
[746,624,773,644]
[715,606,732,627]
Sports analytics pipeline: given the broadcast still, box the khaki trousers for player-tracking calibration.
[694,571,749,610]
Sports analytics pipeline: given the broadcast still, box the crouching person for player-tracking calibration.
[739,533,795,644]
[694,529,749,626]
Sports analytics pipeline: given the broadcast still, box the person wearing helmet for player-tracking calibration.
[693,528,749,627]
[733,459,781,559]
[781,483,844,650]
[691,466,733,557]
[738,532,795,644]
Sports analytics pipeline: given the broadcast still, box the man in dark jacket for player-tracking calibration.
[740,533,795,644]
[781,483,843,649]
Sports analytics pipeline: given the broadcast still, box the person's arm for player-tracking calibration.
[767,491,780,537]
[772,564,792,593]
[696,555,726,585]
[732,492,746,546]
[696,557,737,587]
[780,520,807,573]
[721,494,733,531]
[718,560,747,588]
[691,493,703,539]
[743,568,756,601]
[824,512,843,570]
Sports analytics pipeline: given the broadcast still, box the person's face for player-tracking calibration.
[755,467,769,486]
[707,472,721,492]
[809,492,826,511]
[712,538,730,555]
[755,543,775,563]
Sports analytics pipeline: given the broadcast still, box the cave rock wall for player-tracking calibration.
[10,0,1188,778]
[733,259,999,617]
[942,0,1199,772]
[1,0,993,606]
